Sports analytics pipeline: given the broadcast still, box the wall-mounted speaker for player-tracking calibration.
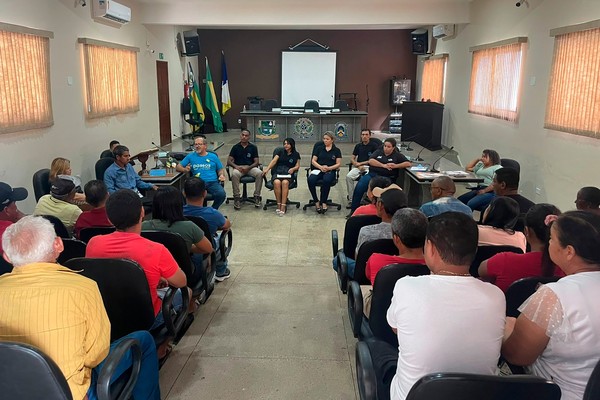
[182,30,201,57]
[411,29,428,55]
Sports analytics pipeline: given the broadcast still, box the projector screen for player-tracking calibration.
[281,51,337,108]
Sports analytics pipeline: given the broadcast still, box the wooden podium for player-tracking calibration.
[401,101,444,151]
[131,148,158,174]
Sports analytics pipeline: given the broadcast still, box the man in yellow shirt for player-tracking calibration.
[0,215,160,400]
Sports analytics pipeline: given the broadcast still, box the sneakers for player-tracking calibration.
[254,195,262,208]
[233,198,241,210]
[215,268,231,282]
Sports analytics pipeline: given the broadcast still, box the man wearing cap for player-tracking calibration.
[33,175,82,234]
[419,176,473,218]
[0,182,28,253]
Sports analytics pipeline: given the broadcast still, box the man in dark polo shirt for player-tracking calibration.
[346,129,381,205]
[227,129,262,210]
[491,167,534,232]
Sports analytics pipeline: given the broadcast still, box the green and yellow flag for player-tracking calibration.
[188,62,204,123]
[204,57,223,132]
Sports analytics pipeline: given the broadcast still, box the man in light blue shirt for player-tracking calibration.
[104,145,157,196]
[176,136,226,209]
[420,176,472,218]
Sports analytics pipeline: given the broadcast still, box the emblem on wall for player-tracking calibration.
[335,122,348,139]
[256,120,278,140]
[293,117,315,139]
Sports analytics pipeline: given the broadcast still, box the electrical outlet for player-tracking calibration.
[535,187,542,195]
[237,118,242,124]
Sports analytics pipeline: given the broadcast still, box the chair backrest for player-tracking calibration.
[405,372,561,400]
[500,158,521,174]
[99,149,114,159]
[57,238,87,265]
[32,168,51,202]
[505,276,561,318]
[304,99,319,112]
[370,137,384,149]
[0,341,73,400]
[63,257,156,341]
[0,257,13,276]
[95,158,115,181]
[140,230,194,281]
[263,99,279,111]
[40,215,71,238]
[584,357,600,400]
[334,99,349,111]
[354,238,398,285]
[265,147,298,190]
[168,152,187,161]
[78,226,116,243]
[470,245,523,277]
[342,215,382,259]
[369,263,430,346]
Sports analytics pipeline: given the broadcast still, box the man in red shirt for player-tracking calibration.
[0,182,28,254]
[74,180,113,238]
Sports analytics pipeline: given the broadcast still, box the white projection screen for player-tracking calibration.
[281,51,337,108]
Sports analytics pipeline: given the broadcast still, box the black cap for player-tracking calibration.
[0,182,28,211]
[51,176,78,198]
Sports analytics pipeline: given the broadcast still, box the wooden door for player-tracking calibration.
[156,61,171,146]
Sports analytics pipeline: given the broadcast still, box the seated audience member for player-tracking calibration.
[227,129,262,209]
[458,149,502,211]
[574,186,600,214]
[182,177,232,281]
[351,176,392,217]
[142,186,213,283]
[387,212,505,400]
[502,211,600,400]
[350,138,411,212]
[49,157,86,203]
[479,204,565,292]
[419,176,473,218]
[74,180,112,238]
[85,189,188,343]
[176,136,226,209]
[0,216,160,400]
[0,182,27,253]
[262,137,301,216]
[492,167,534,231]
[100,139,120,159]
[34,175,83,234]
[361,208,427,316]
[307,131,342,214]
[104,145,158,195]
[478,196,527,252]
[346,129,380,205]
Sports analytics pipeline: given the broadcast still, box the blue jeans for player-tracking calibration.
[351,173,373,212]
[150,288,183,330]
[307,171,336,204]
[457,187,495,211]
[332,255,356,278]
[87,330,160,400]
[213,232,228,275]
[206,181,226,209]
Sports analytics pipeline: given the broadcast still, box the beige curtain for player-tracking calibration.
[468,43,524,122]
[421,57,446,103]
[545,27,600,139]
[0,30,53,134]
[83,44,139,118]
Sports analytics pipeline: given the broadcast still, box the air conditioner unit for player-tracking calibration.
[432,24,455,39]
[94,0,131,24]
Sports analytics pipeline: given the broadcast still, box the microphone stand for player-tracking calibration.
[414,141,431,161]
[151,141,168,169]
[402,133,421,152]
[430,146,454,173]
[365,84,370,128]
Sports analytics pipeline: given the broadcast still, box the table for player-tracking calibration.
[241,110,367,143]
[140,170,186,191]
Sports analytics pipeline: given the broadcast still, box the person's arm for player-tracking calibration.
[191,236,213,254]
[83,286,111,368]
[220,216,232,231]
[289,159,300,175]
[368,157,388,169]
[262,154,280,176]
[311,155,325,172]
[393,161,412,169]
[160,247,187,288]
[217,168,226,182]
[351,154,361,168]
[104,166,116,193]
[176,155,191,173]
[249,156,260,170]
[478,260,495,283]
[329,157,342,171]
[477,184,494,195]
[227,155,238,169]
[465,157,482,172]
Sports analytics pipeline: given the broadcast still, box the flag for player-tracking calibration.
[187,62,205,124]
[205,57,223,132]
[221,51,232,115]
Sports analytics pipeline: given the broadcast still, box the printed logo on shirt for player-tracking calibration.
[246,153,252,158]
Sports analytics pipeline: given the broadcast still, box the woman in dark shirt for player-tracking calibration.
[307,131,342,213]
[262,138,301,215]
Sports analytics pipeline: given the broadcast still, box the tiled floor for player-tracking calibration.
[159,132,359,399]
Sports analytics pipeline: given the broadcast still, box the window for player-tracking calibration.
[420,55,447,104]
[545,22,600,139]
[468,38,527,122]
[79,38,139,118]
[0,23,53,134]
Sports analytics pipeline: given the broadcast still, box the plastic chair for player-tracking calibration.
[470,245,523,277]
[505,276,561,318]
[32,168,51,202]
[95,158,115,181]
[78,226,116,243]
[40,215,71,238]
[262,147,301,211]
[57,238,87,265]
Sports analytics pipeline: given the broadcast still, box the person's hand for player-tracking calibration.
[321,166,328,173]
[157,278,168,289]
[287,168,294,174]
[152,185,159,191]
[358,165,365,171]
[236,166,244,173]
[218,174,226,182]
[262,169,269,177]
[477,189,486,195]
[184,164,191,172]
[385,164,393,170]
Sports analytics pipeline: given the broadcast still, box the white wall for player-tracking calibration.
[432,0,600,211]
[0,0,187,213]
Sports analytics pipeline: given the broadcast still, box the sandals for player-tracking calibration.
[315,202,322,214]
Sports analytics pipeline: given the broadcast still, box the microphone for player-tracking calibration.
[414,141,431,162]
[430,146,454,173]
[172,133,194,151]
[150,142,167,169]
[403,133,422,152]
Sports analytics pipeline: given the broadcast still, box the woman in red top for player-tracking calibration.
[479,203,564,292]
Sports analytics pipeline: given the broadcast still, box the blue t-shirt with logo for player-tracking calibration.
[180,151,223,183]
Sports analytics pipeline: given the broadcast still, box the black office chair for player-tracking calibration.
[470,245,523,277]
[500,158,521,175]
[0,257,12,276]
[351,238,398,286]
[584,357,600,400]
[0,340,142,400]
[100,149,114,159]
[303,141,342,212]
[78,226,116,243]
[225,165,259,207]
[96,158,116,181]
[263,99,279,111]
[405,373,562,400]
[181,97,202,134]
[262,147,301,211]
[186,215,231,267]
[505,276,561,318]
[168,152,188,161]
[57,238,87,265]
[355,338,398,400]
[334,99,350,111]
[40,215,71,238]
[304,100,319,112]
[32,168,51,202]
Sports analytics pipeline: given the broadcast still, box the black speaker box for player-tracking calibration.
[183,30,200,56]
[411,29,428,55]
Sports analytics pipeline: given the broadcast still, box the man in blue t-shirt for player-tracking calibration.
[176,136,226,209]
[183,177,232,281]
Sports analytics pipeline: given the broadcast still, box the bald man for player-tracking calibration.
[419,176,472,218]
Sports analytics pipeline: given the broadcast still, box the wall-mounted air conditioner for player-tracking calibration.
[94,0,131,25]
[432,24,455,39]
